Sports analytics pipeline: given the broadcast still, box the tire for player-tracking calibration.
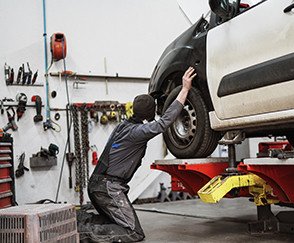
[286,134,294,148]
[162,86,220,158]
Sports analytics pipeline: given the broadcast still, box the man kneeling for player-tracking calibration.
[79,67,196,242]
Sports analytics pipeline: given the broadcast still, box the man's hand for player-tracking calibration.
[176,67,197,105]
[182,67,197,91]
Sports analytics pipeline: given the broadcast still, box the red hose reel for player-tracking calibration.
[50,33,67,62]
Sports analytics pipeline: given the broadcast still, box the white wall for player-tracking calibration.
[0,0,207,205]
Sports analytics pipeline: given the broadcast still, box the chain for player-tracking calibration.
[80,104,90,187]
[71,105,82,194]
[71,102,122,205]
[71,104,90,205]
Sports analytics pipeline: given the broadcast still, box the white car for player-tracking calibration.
[148,0,294,158]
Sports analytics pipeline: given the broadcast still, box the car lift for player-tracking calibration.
[151,132,294,234]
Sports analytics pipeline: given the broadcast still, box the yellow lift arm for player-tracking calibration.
[198,173,279,206]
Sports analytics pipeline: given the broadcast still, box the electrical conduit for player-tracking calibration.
[42,0,51,129]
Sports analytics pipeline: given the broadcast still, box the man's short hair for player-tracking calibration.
[133,94,156,121]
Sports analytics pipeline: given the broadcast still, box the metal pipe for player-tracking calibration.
[228,144,236,169]
[42,0,51,126]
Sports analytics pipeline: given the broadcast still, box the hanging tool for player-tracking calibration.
[92,150,98,165]
[32,70,38,84]
[8,68,14,84]
[0,100,4,115]
[48,143,59,156]
[3,107,18,132]
[90,109,99,123]
[4,63,10,85]
[108,104,117,121]
[100,110,108,125]
[2,97,14,102]
[16,93,27,121]
[66,152,74,189]
[15,153,29,178]
[30,143,59,167]
[66,104,74,189]
[50,33,67,61]
[16,66,23,84]
[108,110,117,121]
[26,62,32,85]
[91,145,98,165]
[21,63,28,85]
[117,104,122,122]
[33,143,59,158]
[31,95,43,122]
[125,102,134,119]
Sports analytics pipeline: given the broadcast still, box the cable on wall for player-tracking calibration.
[55,39,73,202]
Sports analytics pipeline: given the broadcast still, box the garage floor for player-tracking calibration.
[134,198,294,243]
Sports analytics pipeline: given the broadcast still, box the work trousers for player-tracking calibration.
[79,174,145,243]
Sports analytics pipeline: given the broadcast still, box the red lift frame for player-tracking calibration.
[151,142,294,203]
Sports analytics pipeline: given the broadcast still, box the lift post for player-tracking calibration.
[219,130,245,173]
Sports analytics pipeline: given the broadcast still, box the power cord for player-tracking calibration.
[55,38,73,202]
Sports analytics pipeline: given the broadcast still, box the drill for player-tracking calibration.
[31,95,43,122]
[3,107,18,132]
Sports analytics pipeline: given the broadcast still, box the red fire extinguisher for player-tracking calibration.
[50,33,67,62]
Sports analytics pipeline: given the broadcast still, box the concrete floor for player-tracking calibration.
[134,198,294,242]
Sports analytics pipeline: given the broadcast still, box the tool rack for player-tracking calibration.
[0,136,16,208]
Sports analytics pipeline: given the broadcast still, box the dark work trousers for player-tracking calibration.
[79,174,145,242]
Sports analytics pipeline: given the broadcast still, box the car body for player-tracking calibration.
[149,0,294,158]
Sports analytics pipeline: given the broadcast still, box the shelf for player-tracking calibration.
[6,83,44,87]
[49,72,150,82]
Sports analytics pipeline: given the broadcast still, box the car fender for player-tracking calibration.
[149,47,194,96]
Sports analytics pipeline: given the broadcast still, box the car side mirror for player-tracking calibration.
[209,0,234,20]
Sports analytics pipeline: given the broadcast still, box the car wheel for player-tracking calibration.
[162,86,220,158]
[286,134,294,148]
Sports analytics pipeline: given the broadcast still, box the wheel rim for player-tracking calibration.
[169,99,197,148]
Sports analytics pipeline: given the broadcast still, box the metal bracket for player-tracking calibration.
[73,81,86,89]
[219,130,245,145]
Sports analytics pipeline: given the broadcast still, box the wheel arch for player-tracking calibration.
[153,69,215,116]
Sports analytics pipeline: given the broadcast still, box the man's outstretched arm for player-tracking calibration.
[176,66,196,105]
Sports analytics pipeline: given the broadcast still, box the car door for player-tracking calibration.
[206,0,294,120]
